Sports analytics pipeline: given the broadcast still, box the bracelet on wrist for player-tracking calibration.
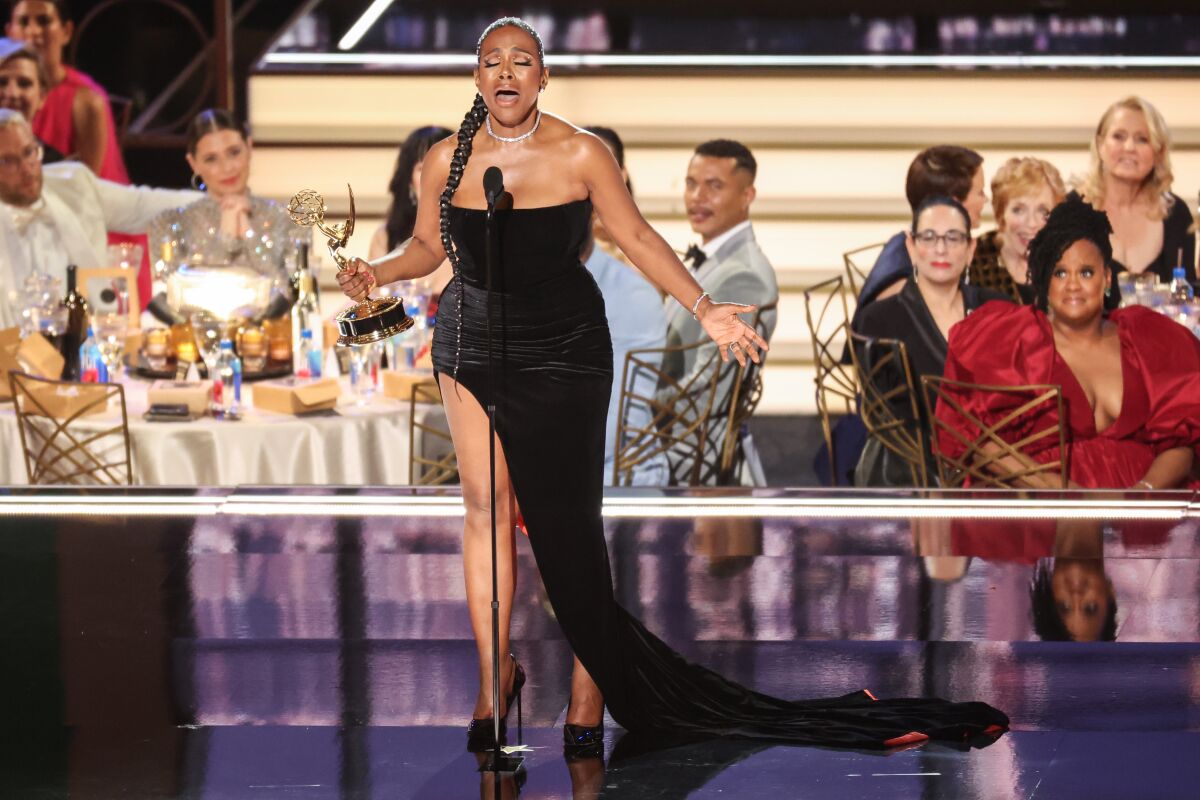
[1135,479,1154,491]
[690,291,711,320]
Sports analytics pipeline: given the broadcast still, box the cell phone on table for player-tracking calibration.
[143,403,194,422]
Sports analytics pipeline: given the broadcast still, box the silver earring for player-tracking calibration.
[191,173,205,192]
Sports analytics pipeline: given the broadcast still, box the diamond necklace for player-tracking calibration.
[486,111,541,143]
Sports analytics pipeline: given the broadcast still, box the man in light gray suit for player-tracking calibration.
[661,139,778,483]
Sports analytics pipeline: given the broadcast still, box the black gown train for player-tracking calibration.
[431,198,1008,749]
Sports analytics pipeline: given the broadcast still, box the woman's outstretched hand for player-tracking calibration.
[336,257,376,303]
[698,298,769,367]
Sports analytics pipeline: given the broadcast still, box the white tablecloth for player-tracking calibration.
[0,377,437,486]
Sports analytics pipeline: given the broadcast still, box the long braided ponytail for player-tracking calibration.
[439,93,489,379]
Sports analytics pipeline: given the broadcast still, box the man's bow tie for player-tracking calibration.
[684,244,707,269]
[9,199,49,234]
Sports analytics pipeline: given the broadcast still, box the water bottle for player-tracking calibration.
[290,242,323,374]
[78,326,107,383]
[1169,266,1194,303]
[295,328,321,378]
[213,339,242,418]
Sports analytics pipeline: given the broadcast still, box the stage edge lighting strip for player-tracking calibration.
[0,493,1187,520]
[262,52,1200,70]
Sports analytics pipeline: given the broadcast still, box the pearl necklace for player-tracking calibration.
[486,111,541,143]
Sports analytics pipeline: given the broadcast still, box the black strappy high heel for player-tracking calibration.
[562,720,604,758]
[467,655,526,752]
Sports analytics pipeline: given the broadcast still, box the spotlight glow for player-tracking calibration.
[337,0,395,52]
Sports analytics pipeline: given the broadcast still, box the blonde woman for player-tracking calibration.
[969,157,1067,302]
[1073,96,1195,283]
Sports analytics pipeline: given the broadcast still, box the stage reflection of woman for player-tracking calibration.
[338,16,1004,753]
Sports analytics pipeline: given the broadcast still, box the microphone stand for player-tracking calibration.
[481,179,523,775]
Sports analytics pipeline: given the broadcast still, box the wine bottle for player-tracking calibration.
[59,264,89,380]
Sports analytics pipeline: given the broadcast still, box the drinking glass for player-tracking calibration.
[191,313,225,377]
[107,242,143,269]
[93,312,129,378]
[348,342,381,404]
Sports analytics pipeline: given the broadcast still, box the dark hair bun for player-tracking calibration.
[1027,196,1115,312]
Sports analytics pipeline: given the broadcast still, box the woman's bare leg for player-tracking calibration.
[568,655,604,726]
[439,373,520,719]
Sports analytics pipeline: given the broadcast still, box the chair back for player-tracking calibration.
[8,371,132,485]
[408,377,458,485]
[843,241,886,299]
[847,331,928,487]
[614,339,721,486]
[108,94,133,143]
[801,275,855,481]
[921,375,1068,488]
[700,300,777,485]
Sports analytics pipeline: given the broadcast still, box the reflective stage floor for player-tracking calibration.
[1,488,1198,799]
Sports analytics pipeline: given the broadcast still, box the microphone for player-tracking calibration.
[484,166,505,208]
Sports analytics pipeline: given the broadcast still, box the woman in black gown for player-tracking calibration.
[338,17,1007,753]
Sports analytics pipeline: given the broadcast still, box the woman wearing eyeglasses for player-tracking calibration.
[852,195,1011,486]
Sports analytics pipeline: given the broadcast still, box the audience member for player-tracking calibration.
[853,195,1009,486]
[580,125,667,485]
[663,138,777,482]
[368,125,453,297]
[0,36,59,162]
[1073,96,1195,283]
[0,109,197,329]
[854,145,986,320]
[6,0,127,182]
[969,157,1066,303]
[147,109,307,324]
[939,198,1200,489]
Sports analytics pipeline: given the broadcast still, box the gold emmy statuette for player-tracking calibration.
[287,184,414,346]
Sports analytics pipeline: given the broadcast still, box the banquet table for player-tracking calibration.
[0,376,441,486]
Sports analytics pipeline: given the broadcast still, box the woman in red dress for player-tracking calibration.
[6,1,127,181]
[939,198,1200,489]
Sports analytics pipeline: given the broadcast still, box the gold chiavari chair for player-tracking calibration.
[921,376,1068,489]
[8,371,132,485]
[802,275,855,483]
[408,377,458,485]
[847,332,928,487]
[613,339,721,487]
[699,300,777,486]
[843,241,887,300]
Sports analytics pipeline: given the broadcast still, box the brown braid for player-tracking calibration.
[439,93,489,379]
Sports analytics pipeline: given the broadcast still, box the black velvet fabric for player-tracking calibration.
[431,200,1008,748]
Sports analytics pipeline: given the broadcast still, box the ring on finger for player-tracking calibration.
[728,342,740,353]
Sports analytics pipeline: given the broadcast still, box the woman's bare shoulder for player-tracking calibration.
[426,135,457,165]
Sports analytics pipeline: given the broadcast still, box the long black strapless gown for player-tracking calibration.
[431,198,1008,748]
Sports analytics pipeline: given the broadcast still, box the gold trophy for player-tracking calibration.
[287,185,414,346]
